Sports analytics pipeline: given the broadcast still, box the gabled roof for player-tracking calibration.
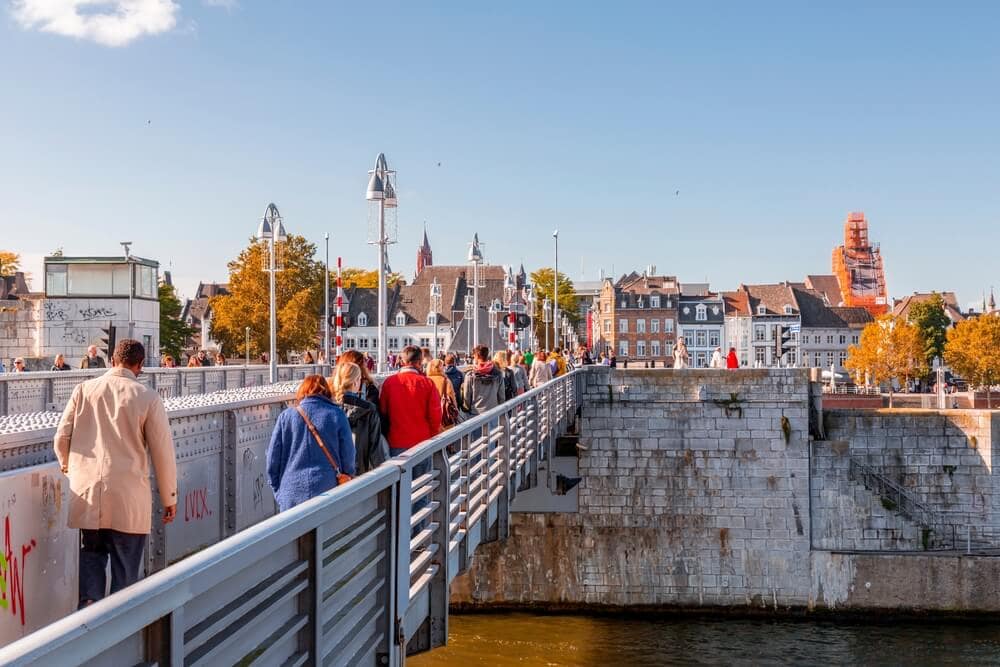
[804,275,843,306]
[741,283,799,317]
[830,306,875,327]
[891,292,966,324]
[793,287,847,328]
[722,290,749,316]
[678,294,725,324]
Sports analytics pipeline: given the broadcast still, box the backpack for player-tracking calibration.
[440,387,460,427]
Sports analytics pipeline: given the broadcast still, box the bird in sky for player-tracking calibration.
[675,190,680,196]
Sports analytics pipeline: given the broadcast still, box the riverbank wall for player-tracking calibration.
[451,368,1000,614]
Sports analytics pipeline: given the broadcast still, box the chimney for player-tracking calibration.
[647,264,656,277]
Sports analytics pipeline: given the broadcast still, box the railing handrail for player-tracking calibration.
[0,369,584,666]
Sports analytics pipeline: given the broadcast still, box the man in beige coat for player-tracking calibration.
[55,339,178,608]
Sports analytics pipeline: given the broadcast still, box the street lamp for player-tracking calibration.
[120,241,134,340]
[366,153,397,374]
[552,229,559,351]
[467,233,484,350]
[245,327,250,366]
[542,296,552,351]
[464,293,474,357]
[488,300,501,351]
[430,278,442,358]
[524,283,535,352]
[323,232,330,368]
[257,202,287,383]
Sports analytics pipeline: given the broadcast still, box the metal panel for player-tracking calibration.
[165,413,225,563]
[232,403,285,531]
[0,463,78,646]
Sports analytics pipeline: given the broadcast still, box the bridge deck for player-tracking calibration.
[0,370,582,666]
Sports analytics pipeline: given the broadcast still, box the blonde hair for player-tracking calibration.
[492,351,507,369]
[332,362,362,403]
[427,358,445,376]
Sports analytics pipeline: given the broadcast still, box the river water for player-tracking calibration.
[410,612,1000,666]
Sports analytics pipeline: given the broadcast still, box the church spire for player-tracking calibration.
[416,222,433,277]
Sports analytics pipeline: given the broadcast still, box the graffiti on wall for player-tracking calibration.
[1,515,37,627]
[61,328,89,344]
[78,307,116,321]
[184,488,213,522]
[43,302,67,322]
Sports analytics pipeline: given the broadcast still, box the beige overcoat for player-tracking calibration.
[54,368,178,534]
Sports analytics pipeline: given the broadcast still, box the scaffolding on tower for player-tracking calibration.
[831,211,889,316]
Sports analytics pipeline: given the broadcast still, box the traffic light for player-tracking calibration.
[775,325,794,364]
[100,322,117,361]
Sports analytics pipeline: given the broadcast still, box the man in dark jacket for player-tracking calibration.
[443,353,466,411]
[462,345,505,416]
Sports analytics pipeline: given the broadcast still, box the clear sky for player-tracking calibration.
[3,1,998,308]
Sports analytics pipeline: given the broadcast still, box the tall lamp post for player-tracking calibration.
[323,233,330,368]
[366,153,397,374]
[464,293,474,357]
[488,300,501,351]
[430,278,442,358]
[467,234,484,350]
[542,296,552,351]
[120,241,135,340]
[552,230,559,351]
[525,283,535,352]
[244,327,250,366]
[257,203,287,384]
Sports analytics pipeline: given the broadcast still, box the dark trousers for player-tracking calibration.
[78,529,147,608]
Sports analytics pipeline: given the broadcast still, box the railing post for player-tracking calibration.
[497,409,512,540]
[428,448,450,648]
[394,459,413,656]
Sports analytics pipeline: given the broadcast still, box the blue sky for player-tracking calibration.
[3,1,998,308]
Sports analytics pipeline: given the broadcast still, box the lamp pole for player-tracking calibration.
[323,233,330,368]
[120,241,134,340]
[464,293,474,357]
[525,284,535,352]
[552,230,559,351]
[467,234,484,351]
[430,278,442,358]
[257,203,285,384]
[245,327,250,366]
[366,153,395,374]
[543,296,551,351]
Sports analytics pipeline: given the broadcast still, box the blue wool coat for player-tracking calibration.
[266,396,357,511]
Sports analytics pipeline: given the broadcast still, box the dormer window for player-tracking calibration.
[357,312,368,327]
[427,312,437,326]
[783,305,794,315]
[756,305,766,316]
[696,304,707,321]
[621,299,628,309]
[650,295,660,308]
[395,312,407,326]
[637,297,644,309]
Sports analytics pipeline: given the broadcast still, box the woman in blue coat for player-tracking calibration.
[267,375,356,511]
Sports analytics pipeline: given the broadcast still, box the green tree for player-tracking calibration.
[845,315,927,407]
[158,281,195,362]
[210,235,325,362]
[944,315,1000,408]
[0,251,20,277]
[907,292,951,371]
[529,268,577,350]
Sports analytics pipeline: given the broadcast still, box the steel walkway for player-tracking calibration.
[0,370,582,666]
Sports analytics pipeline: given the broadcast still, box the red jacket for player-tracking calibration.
[379,368,443,449]
[726,350,739,369]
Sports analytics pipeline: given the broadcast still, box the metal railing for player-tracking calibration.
[849,456,999,552]
[0,363,330,416]
[0,370,583,666]
[822,385,880,396]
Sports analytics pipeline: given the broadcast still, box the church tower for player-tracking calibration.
[416,224,433,276]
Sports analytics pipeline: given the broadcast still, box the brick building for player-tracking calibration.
[595,271,679,364]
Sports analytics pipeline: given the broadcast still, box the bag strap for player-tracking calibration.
[295,406,340,476]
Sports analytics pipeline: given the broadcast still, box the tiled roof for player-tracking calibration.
[678,294,725,324]
[804,275,843,305]
[742,283,799,316]
[183,283,230,326]
[891,293,966,324]
[722,290,749,316]
[830,306,875,327]
[793,288,846,328]
[615,274,680,296]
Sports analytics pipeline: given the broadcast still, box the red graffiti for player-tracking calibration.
[1,515,36,626]
[184,488,212,522]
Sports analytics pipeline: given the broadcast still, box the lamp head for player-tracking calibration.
[366,171,384,201]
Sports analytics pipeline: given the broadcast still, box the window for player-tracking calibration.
[620,299,628,309]
[636,319,646,333]
[682,329,695,345]
[839,335,847,345]
[637,297,644,309]
[696,304,707,321]
[388,337,399,350]
[357,312,368,327]
[358,338,369,349]
[696,351,707,367]
[852,334,859,345]
[826,335,834,345]
[651,340,661,357]
[45,264,67,296]
[419,337,430,348]
[618,340,628,356]
[143,335,153,356]
[709,330,720,347]
[345,337,356,348]
[754,325,766,342]
[814,352,822,367]
[826,351,835,367]
[637,340,646,357]
[619,318,628,333]
[603,302,610,313]
[603,319,611,334]
[666,342,674,357]
[695,331,706,347]
[395,312,407,326]
[650,295,661,308]
[651,319,660,334]
[757,305,767,315]
[664,298,672,308]
[664,319,674,333]
[838,351,848,368]
[437,337,445,349]
[783,305,793,315]
[137,265,156,298]
[755,347,767,366]
[427,312,437,326]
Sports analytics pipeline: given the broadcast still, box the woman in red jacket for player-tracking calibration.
[726,347,740,369]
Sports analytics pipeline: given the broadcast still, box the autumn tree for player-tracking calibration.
[907,292,952,372]
[158,280,194,362]
[210,235,325,362]
[0,251,20,277]
[529,268,578,349]
[944,315,1000,408]
[845,315,927,407]
[338,267,405,289]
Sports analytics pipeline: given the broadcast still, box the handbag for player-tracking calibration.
[440,387,460,428]
[296,406,352,486]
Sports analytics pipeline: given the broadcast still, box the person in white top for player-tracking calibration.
[673,337,690,369]
[529,350,553,387]
[709,347,725,368]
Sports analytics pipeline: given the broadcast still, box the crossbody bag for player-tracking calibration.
[296,406,352,486]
